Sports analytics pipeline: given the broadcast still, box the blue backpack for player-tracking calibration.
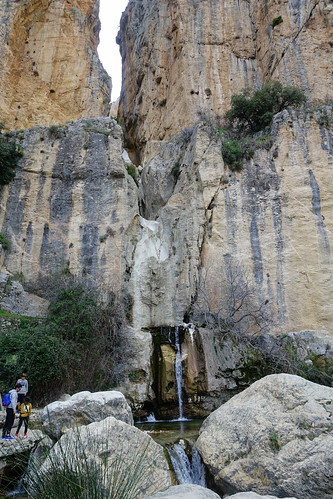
[2,393,10,407]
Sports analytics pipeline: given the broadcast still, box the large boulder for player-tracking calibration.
[30,416,173,498]
[41,390,133,439]
[226,494,296,499]
[143,484,220,498]
[196,374,333,498]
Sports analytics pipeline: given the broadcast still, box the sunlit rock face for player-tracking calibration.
[0,0,110,130]
[118,0,333,162]
[0,118,138,291]
[128,108,333,333]
[1,109,333,337]
[196,374,333,498]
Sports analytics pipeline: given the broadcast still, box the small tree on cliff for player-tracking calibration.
[225,81,306,134]
[221,81,306,170]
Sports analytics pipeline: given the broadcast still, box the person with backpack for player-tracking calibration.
[16,372,28,404]
[15,396,32,438]
[2,383,22,439]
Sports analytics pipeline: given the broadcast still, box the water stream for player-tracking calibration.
[136,419,206,487]
[168,442,206,486]
[174,326,185,420]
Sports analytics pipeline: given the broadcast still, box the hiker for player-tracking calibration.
[2,383,22,439]
[15,396,32,438]
[16,372,28,404]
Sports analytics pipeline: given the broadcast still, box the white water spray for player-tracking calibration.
[146,412,157,422]
[168,442,206,486]
[182,322,195,343]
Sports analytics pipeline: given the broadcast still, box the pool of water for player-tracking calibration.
[135,418,205,446]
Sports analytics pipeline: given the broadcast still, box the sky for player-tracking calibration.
[98,0,129,101]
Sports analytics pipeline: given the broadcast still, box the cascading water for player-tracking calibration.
[168,441,206,486]
[183,322,195,343]
[146,412,156,422]
[174,326,185,420]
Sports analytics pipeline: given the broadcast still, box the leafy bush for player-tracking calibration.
[48,125,62,139]
[221,81,305,169]
[0,132,23,185]
[0,233,10,250]
[126,163,137,180]
[221,135,273,170]
[272,16,283,28]
[0,282,130,404]
[221,140,250,171]
[225,81,306,134]
[269,430,281,451]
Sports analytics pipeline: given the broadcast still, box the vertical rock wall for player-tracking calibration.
[130,108,333,334]
[0,0,110,130]
[118,0,333,162]
[0,119,138,291]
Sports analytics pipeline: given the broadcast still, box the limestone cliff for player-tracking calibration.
[118,0,333,163]
[1,0,333,417]
[0,0,110,130]
[0,118,138,291]
[129,108,333,334]
[2,107,332,335]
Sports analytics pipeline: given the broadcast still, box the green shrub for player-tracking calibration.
[221,139,248,171]
[269,430,281,452]
[220,81,305,170]
[225,81,306,134]
[0,282,130,404]
[272,16,283,28]
[316,108,332,128]
[126,163,137,180]
[48,125,62,139]
[0,133,23,185]
[24,429,153,499]
[0,233,10,250]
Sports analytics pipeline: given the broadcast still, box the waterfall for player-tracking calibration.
[174,326,184,420]
[168,442,206,486]
[146,412,156,422]
[183,322,195,343]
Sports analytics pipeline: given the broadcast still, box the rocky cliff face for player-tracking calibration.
[2,106,332,416]
[0,118,137,291]
[118,0,333,162]
[0,0,110,130]
[1,0,333,417]
[125,108,333,334]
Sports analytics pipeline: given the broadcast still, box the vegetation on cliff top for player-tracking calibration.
[221,81,306,170]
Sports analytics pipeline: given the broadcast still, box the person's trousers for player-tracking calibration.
[2,408,15,437]
[16,416,29,435]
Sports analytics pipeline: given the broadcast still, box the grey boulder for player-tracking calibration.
[226,493,297,499]
[41,390,133,438]
[143,484,221,498]
[196,374,333,498]
[32,416,172,498]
